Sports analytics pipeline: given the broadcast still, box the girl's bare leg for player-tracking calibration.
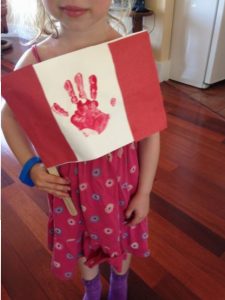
[111,253,132,274]
[79,257,102,300]
[78,257,99,280]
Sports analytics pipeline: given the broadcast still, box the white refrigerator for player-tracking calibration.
[169,0,225,88]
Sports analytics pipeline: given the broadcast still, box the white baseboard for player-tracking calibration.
[156,60,171,82]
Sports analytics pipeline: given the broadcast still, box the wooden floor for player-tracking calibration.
[1,37,225,300]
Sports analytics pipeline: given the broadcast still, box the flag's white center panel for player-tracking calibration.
[33,43,133,162]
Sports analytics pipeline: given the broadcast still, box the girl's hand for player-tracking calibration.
[125,192,150,226]
[30,163,71,198]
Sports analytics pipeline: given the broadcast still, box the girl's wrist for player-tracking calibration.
[19,156,42,186]
[135,189,151,198]
[136,185,153,196]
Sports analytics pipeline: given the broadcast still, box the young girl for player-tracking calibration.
[2,1,163,299]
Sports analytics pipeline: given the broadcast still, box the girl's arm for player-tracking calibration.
[1,50,71,198]
[125,132,160,225]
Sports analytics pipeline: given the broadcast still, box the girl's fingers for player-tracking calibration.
[31,166,71,197]
[37,184,70,197]
[44,188,70,198]
[37,181,71,192]
[128,213,144,226]
[44,174,70,185]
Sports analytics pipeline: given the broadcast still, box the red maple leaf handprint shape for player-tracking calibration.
[52,73,112,136]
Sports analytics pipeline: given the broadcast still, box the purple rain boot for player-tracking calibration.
[82,273,102,300]
[107,268,129,300]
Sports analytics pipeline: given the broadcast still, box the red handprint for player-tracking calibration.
[52,73,113,136]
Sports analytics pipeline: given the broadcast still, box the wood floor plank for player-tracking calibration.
[2,237,49,300]
[167,115,225,156]
[167,80,225,118]
[160,129,225,168]
[155,273,201,300]
[1,286,11,300]
[157,156,178,173]
[155,163,225,218]
[151,193,225,256]
[161,130,199,160]
[181,153,225,192]
[2,185,50,251]
[1,169,14,188]
[168,113,225,143]
[1,136,21,179]
[153,167,225,239]
[150,211,225,285]
[131,256,167,287]
[149,212,225,299]
[169,107,225,135]
[161,82,225,121]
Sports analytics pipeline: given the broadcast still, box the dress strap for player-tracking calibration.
[31,44,41,63]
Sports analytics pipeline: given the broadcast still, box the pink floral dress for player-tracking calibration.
[48,144,150,280]
[32,45,150,280]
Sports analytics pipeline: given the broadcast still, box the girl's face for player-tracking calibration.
[42,0,112,32]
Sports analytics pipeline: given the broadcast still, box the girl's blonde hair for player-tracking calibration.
[30,0,134,44]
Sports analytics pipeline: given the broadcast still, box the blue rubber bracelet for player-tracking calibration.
[19,156,42,187]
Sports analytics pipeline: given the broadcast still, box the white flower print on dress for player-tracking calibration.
[54,228,62,235]
[66,238,76,242]
[103,246,110,252]
[117,148,124,158]
[55,242,63,250]
[142,232,149,239]
[111,252,119,258]
[67,218,76,226]
[131,242,139,249]
[127,184,134,192]
[81,205,87,212]
[105,179,114,187]
[130,165,137,174]
[79,183,88,191]
[105,203,114,214]
[121,182,133,191]
[104,228,113,235]
[53,261,61,268]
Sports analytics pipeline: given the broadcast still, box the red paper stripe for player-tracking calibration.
[2,66,77,167]
[108,32,167,140]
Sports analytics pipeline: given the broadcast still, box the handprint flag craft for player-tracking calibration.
[2,31,167,168]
